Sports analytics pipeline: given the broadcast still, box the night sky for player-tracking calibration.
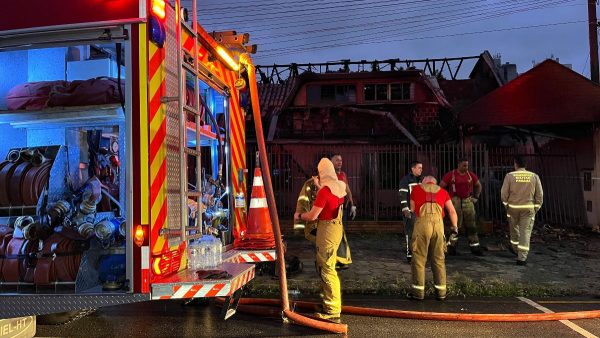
[188,0,594,79]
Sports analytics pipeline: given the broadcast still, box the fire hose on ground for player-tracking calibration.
[217,297,600,322]
[239,54,600,335]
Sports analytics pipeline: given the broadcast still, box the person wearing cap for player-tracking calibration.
[408,176,458,301]
[501,155,543,266]
[294,158,346,323]
[440,157,483,256]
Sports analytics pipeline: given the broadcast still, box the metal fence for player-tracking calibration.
[247,143,586,226]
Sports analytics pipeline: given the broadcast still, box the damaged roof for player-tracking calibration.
[460,59,600,129]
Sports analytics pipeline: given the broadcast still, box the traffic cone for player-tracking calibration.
[234,168,275,249]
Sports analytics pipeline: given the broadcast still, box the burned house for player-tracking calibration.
[460,59,600,227]
[253,51,504,146]
[241,52,510,229]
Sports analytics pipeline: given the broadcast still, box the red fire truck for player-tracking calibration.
[0,0,273,321]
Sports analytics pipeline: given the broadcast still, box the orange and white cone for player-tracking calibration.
[234,168,275,249]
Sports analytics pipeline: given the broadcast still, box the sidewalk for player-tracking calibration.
[247,226,600,298]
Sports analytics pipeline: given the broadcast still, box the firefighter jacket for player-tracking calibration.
[399,173,423,212]
[501,168,544,210]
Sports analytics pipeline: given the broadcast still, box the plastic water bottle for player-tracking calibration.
[198,238,208,269]
[214,237,222,267]
[200,235,212,268]
[188,241,198,270]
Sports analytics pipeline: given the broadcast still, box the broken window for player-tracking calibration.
[307,84,356,104]
[391,83,411,100]
[364,84,388,101]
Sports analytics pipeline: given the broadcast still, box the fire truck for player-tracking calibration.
[0,0,274,322]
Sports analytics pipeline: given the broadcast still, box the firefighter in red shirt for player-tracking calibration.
[295,158,346,323]
[408,176,458,301]
[440,157,483,256]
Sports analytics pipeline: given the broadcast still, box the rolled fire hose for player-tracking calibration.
[240,54,348,335]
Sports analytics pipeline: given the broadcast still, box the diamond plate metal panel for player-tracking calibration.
[0,294,149,319]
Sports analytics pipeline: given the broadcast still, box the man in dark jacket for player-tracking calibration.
[398,161,423,262]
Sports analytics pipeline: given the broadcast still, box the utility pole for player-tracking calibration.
[589,0,599,84]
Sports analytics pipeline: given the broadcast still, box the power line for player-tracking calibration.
[255,0,574,54]
[203,0,456,33]
[257,0,543,45]
[257,12,581,59]
[198,0,434,25]
[183,0,327,11]
[257,20,584,59]
[252,0,479,40]
[196,0,382,14]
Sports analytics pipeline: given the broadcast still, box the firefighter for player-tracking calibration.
[295,158,346,323]
[501,156,543,266]
[330,154,356,220]
[440,157,483,256]
[408,176,458,301]
[330,153,354,270]
[294,175,351,268]
[398,160,423,263]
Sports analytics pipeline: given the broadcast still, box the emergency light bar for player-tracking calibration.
[149,0,166,47]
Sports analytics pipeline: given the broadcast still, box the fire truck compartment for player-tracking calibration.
[0,42,130,295]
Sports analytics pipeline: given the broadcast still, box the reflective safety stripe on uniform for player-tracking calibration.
[507,203,541,209]
[469,243,480,247]
[508,208,536,261]
[399,189,409,192]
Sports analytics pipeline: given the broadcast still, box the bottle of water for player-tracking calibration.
[214,237,222,267]
[199,237,208,269]
[187,241,196,270]
[201,235,213,268]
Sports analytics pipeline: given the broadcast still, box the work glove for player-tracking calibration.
[349,206,357,220]
[402,209,412,219]
[447,230,459,247]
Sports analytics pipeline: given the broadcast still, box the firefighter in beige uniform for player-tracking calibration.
[501,156,543,266]
[408,176,458,301]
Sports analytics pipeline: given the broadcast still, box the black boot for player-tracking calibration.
[471,245,484,256]
[447,245,457,256]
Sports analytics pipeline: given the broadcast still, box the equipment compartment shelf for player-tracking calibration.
[0,104,124,128]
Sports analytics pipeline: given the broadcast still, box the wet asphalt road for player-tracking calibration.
[35,296,600,337]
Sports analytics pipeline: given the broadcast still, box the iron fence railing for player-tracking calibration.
[247,143,585,226]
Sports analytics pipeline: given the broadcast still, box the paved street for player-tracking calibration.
[35,296,600,337]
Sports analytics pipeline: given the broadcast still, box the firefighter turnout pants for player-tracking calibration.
[411,210,446,299]
[451,196,480,248]
[507,208,536,261]
[316,217,344,316]
[403,214,415,255]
